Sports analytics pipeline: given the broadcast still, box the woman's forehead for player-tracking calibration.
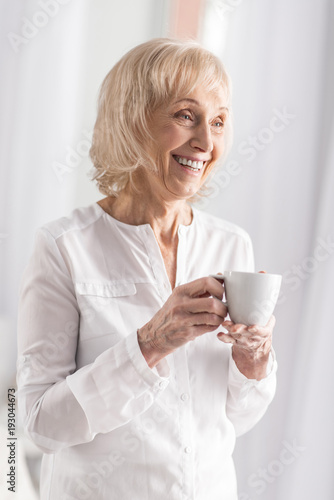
[170,85,229,112]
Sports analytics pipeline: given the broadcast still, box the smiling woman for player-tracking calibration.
[146,85,228,200]
[17,38,277,500]
[89,38,233,201]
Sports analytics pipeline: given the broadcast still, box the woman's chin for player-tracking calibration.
[162,179,200,200]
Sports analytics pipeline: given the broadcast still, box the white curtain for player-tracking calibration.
[200,0,334,498]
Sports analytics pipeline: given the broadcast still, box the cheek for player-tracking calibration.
[201,161,217,185]
[160,125,188,152]
[213,136,225,159]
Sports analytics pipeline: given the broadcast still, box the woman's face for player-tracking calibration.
[144,84,229,201]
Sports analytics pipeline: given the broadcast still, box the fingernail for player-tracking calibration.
[248,327,257,333]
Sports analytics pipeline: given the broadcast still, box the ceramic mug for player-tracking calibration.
[210,271,282,326]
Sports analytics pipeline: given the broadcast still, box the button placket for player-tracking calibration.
[175,225,187,287]
[138,226,171,302]
[173,346,195,499]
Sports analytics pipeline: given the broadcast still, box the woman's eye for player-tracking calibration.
[175,110,193,122]
[179,113,192,121]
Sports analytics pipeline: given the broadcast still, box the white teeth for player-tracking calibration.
[175,156,204,171]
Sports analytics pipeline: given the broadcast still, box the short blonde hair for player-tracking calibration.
[89,38,233,198]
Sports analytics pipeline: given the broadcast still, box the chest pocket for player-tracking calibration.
[75,281,137,340]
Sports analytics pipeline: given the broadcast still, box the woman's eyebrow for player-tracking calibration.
[174,97,229,112]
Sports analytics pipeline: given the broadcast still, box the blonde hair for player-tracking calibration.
[89,38,233,198]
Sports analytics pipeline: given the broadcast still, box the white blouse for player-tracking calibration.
[17,203,277,500]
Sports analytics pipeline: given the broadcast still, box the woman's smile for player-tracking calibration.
[172,154,208,174]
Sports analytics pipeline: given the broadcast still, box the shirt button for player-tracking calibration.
[184,446,192,454]
[159,381,167,389]
[180,393,189,402]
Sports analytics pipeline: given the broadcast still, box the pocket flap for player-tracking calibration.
[75,282,137,298]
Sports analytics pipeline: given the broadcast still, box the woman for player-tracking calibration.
[17,38,277,500]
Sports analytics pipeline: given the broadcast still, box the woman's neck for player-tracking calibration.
[98,188,192,244]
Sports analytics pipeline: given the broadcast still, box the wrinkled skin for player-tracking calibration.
[138,276,274,380]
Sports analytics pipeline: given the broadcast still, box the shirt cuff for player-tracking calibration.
[66,330,171,435]
[124,330,170,391]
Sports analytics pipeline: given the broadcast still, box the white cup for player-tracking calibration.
[210,271,282,326]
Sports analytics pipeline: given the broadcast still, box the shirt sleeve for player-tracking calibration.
[226,348,277,436]
[224,230,277,436]
[16,228,170,454]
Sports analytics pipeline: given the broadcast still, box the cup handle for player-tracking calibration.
[209,274,228,306]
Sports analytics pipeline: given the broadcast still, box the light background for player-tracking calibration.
[0,0,333,498]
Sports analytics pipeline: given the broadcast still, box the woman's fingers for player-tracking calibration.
[138,276,231,367]
[180,276,225,301]
[221,315,275,334]
[167,297,227,331]
[221,321,247,333]
[186,296,227,317]
[218,315,275,352]
[168,278,227,327]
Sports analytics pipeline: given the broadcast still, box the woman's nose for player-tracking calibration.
[189,122,213,153]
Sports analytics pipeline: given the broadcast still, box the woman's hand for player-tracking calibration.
[137,277,228,368]
[217,315,275,380]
